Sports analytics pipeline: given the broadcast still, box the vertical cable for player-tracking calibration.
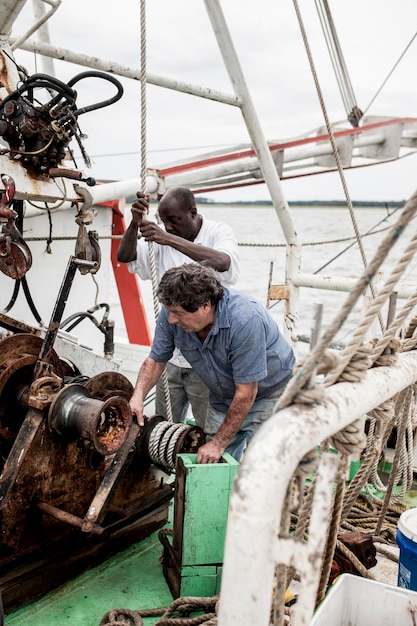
[140,0,173,421]
[293,0,384,332]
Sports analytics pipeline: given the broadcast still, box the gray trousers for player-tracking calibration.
[155,362,209,429]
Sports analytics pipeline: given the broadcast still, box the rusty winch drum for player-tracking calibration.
[48,383,132,455]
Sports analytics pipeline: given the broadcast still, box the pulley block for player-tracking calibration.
[0,174,32,279]
[0,236,32,279]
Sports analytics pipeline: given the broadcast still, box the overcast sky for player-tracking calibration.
[10,0,417,203]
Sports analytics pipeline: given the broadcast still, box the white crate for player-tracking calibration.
[310,573,417,626]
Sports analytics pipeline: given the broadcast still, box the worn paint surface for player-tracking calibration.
[0,331,172,611]
[7,529,174,626]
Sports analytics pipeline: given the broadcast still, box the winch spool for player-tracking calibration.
[83,371,133,401]
[48,383,132,455]
[0,334,63,397]
[141,416,206,472]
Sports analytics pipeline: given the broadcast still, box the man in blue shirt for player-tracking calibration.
[130,263,295,463]
[117,187,240,428]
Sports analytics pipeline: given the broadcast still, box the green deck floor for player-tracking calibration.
[6,529,174,626]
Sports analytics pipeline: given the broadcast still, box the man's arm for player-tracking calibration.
[196,381,258,463]
[130,357,166,425]
[117,193,149,263]
[117,216,140,262]
[139,222,231,272]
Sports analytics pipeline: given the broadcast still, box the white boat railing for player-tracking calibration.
[218,350,417,626]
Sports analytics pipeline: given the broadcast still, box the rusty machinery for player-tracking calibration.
[0,260,205,611]
[0,70,123,179]
[0,174,32,280]
[0,324,205,611]
[0,71,206,611]
[0,240,207,607]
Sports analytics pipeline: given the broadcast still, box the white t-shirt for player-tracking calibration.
[128,214,240,368]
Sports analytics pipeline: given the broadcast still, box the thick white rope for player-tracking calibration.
[367,387,415,511]
[140,0,172,421]
[147,421,191,471]
[277,189,417,409]
[326,193,417,385]
[371,292,417,364]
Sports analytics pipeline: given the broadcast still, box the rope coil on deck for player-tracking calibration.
[99,595,220,626]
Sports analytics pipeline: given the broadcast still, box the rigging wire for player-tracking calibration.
[293,0,385,333]
[313,205,401,274]
[314,0,362,126]
[362,29,417,116]
[84,144,239,159]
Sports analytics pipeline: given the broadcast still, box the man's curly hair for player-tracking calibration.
[157,263,224,312]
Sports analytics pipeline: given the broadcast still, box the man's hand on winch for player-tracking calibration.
[129,394,145,427]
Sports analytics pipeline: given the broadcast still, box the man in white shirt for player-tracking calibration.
[117,186,240,427]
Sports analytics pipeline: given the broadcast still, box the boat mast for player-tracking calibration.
[202,0,301,344]
[315,0,363,126]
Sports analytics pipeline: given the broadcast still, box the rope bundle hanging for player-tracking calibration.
[367,387,415,508]
[139,0,173,422]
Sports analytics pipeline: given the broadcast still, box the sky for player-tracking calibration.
[8,0,417,203]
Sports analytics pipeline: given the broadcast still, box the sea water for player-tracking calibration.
[121,202,415,353]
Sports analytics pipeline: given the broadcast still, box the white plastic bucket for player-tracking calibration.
[310,573,417,626]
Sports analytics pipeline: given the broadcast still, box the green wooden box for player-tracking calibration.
[161,452,238,598]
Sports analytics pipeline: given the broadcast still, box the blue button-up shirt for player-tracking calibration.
[150,287,295,413]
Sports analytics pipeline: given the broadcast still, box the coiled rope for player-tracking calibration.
[277,189,417,410]
[326,210,417,386]
[249,4,417,619]
[369,388,415,510]
[147,421,194,471]
[99,595,220,626]
[371,296,417,365]
[270,123,417,626]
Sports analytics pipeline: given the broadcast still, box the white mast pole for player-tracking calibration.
[203,0,301,344]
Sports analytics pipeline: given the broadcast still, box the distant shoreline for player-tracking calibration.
[197,199,406,208]
[129,196,405,208]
